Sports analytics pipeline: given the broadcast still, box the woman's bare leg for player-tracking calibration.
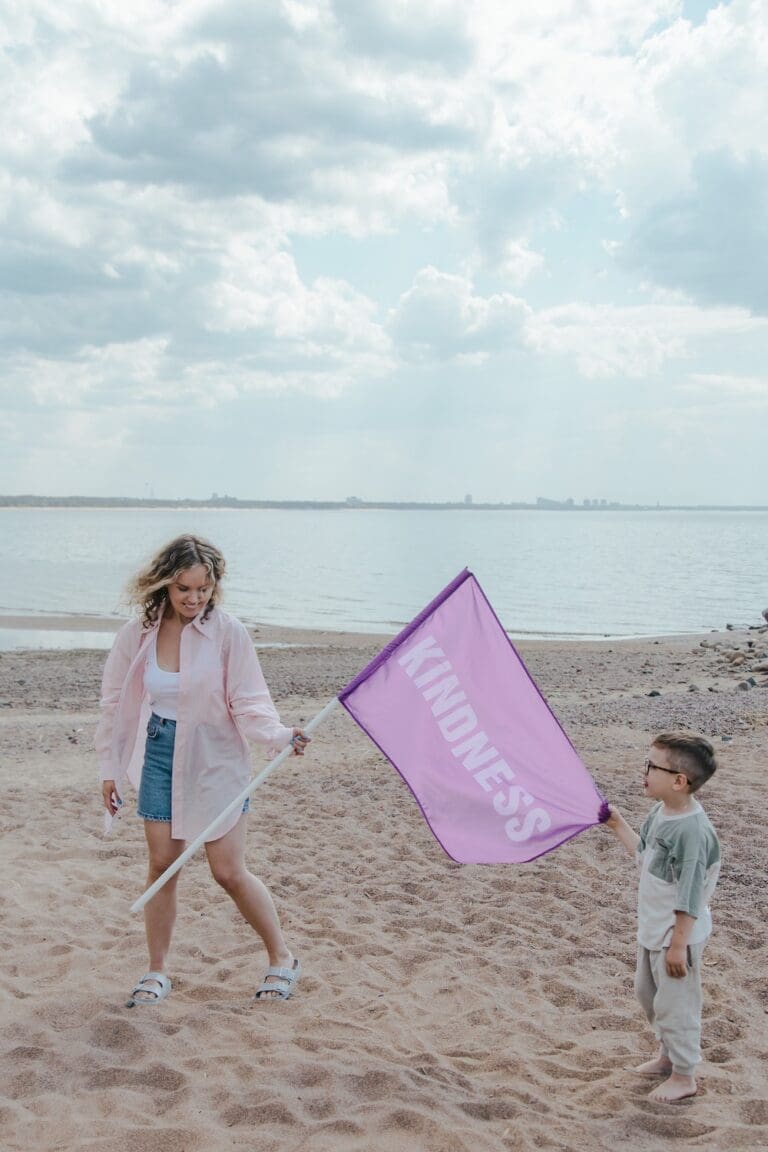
[205,816,294,999]
[136,820,186,999]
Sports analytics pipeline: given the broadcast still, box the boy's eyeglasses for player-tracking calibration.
[644,757,687,780]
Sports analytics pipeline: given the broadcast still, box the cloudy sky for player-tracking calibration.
[2,0,767,504]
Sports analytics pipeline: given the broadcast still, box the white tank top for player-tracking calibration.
[143,637,180,720]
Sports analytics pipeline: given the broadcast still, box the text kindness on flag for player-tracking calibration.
[340,570,608,864]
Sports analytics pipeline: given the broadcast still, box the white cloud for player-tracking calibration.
[389,267,529,363]
[525,302,767,379]
[1,0,768,501]
[332,0,470,67]
[684,372,768,398]
[205,243,393,390]
[641,2,768,164]
[623,149,768,313]
[499,239,544,286]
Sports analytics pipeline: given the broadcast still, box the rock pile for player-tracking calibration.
[698,610,768,693]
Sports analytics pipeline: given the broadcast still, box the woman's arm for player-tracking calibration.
[226,620,295,749]
[94,621,140,782]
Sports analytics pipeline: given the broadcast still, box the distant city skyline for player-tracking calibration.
[3,493,768,513]
[2,1,767,505]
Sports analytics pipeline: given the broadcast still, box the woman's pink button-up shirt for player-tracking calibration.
[95,607,294,842]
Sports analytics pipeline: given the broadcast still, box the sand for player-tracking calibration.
[1,622,767,1152]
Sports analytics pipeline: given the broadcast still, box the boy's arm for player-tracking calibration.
[666,912,696,978]
[604,804,640,856]
[665,823,716,978]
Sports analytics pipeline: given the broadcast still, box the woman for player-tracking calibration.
[96,534,309,1005]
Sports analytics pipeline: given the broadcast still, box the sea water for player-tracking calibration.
[0,506,765,646]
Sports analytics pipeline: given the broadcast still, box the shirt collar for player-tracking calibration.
[190,605,216,636]
[146,600,215,636]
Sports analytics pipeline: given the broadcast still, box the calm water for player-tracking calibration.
[0,507,765,643]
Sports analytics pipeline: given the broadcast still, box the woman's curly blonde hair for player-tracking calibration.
[127,535,226,628]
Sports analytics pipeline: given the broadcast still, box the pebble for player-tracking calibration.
[583,685,763,738]
[648,690,662,697]
[687,684,700,692]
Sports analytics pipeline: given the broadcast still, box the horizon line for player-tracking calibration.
[2,495,768,513]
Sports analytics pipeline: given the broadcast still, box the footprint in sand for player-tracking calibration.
[86,1062,187,1093]
[5,1045,49,1061]
[460,1099,521,1122]
[541,976,601,1012]
[739,1099,768,1126]
[90,1015,146,1060]
[2,1046,63,1103]
[706,1015,741,1043]
[106,1127,201,1152]
[534,1057,608,1083]
[220,1100,297,1127]
[48,943,73,957]
[287,1063,333,1090]
[380,1107,431,1135]
[346,1068,404,1102]
[631,1113,716,1139]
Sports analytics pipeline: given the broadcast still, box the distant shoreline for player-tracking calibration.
[0,610,754,650]
[2,496,768,512]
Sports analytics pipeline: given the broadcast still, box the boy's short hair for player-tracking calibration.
[653,731,717,793]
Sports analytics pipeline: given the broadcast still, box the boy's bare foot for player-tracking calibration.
[633,1054,674,1077]
[649,1072,697,1103]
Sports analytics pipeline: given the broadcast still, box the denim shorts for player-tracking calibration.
[137,714,249,823]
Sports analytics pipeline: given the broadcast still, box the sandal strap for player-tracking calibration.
[131,973,171,997]
[262,965,298,983]
[255,980,292,999]
[254,959,301,1000]
[142,971,169,985]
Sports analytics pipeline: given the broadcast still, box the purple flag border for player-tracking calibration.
[339,567,474,701]
[339,569,609,864]
[470,572,610,827]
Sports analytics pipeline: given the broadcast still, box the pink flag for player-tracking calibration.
[340,570,608,863]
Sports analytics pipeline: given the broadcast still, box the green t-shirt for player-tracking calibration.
[636,799,720,950]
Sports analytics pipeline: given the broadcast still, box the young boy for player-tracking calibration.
[606,731,720,1103]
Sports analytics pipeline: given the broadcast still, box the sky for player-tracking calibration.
[1,0,767,505]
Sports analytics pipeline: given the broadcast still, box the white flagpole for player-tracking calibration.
[130,696,340,914]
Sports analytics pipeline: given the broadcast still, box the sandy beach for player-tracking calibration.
[1,621,767,1152]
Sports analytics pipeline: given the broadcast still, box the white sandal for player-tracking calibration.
[254,958,301,1001]
[127,971,172,1006]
